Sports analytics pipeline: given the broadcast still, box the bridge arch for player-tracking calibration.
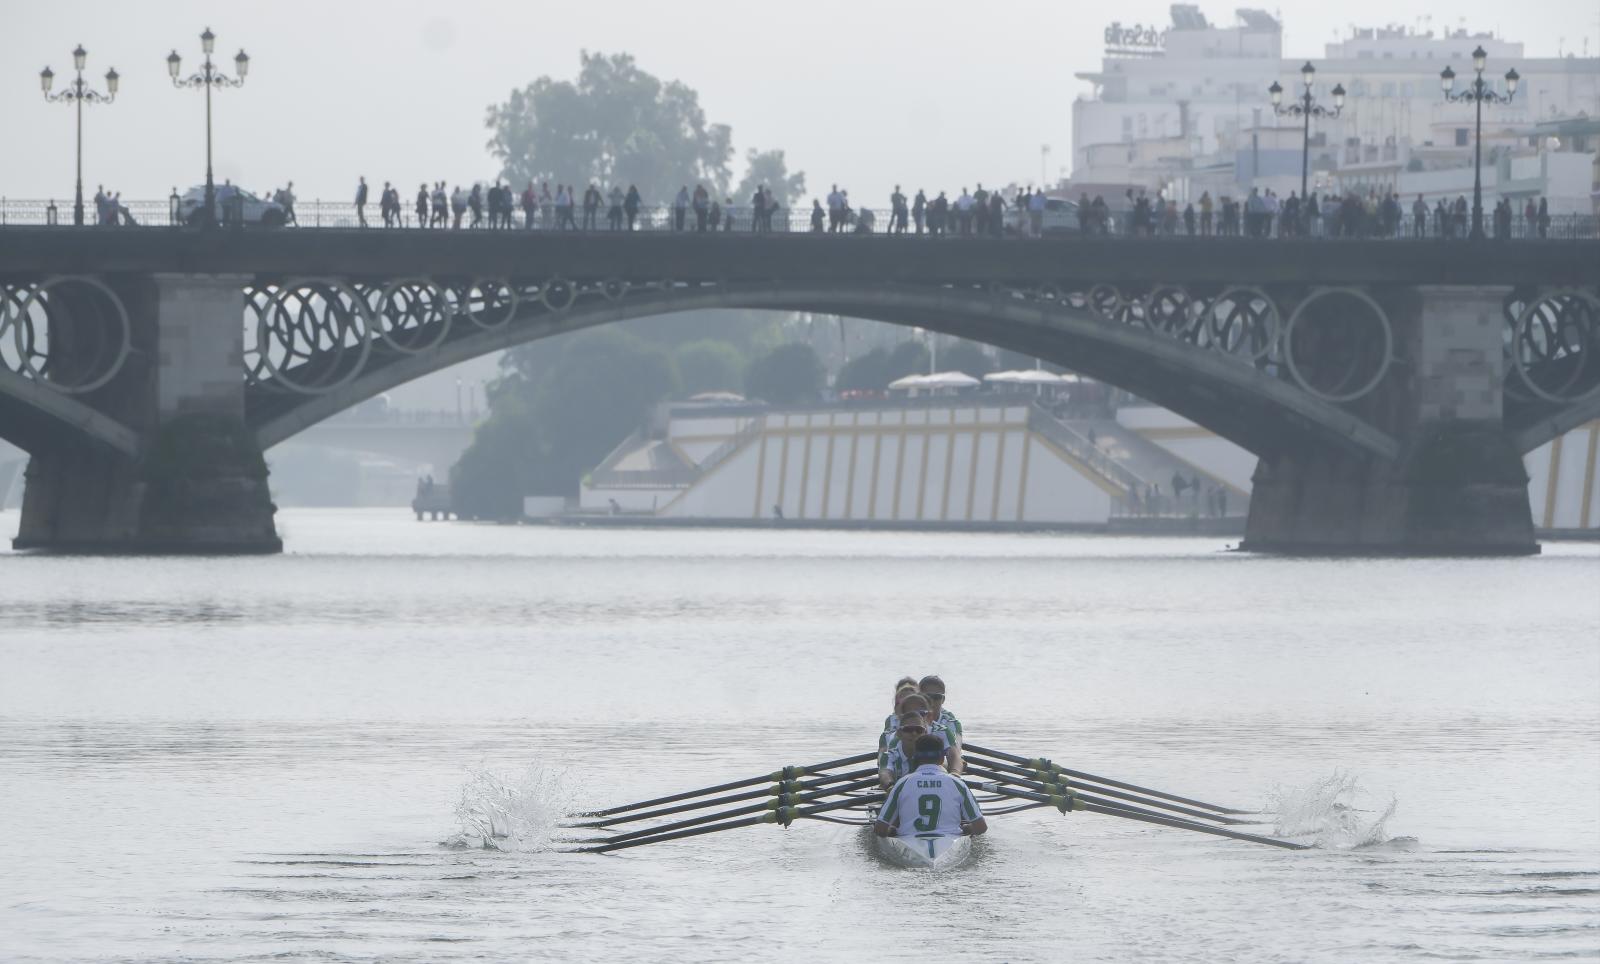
[0,372,140,456]
[251,282,1400,463]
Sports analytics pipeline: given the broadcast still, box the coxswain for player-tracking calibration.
[873,735,987,840]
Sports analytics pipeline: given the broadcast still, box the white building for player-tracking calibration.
[1070,6,1600,211]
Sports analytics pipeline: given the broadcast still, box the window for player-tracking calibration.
[1455,128,1469,147]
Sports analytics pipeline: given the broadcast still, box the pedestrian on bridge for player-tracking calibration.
[523,182,538,230]
[607,186,624,230]
[416,184,429,228]
[624,185,641,230]
[913,190,926,235]
[355,177,369,228]
[450,186,466,229]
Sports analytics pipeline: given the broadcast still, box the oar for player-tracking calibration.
[964,742,1256,815]
[980,782,1308,851]
[961,757,1262,826]
[571,750,878,818]
[576,793,889,854]
[578,777,882,846]
[564,767,878,829]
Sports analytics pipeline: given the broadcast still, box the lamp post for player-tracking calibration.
[167,28,249,228]
[1268,62,1344,201]
[39,46,119,226]
[1441,46,1519,241]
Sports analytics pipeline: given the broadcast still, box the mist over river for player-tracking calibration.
[2,509,1596,962]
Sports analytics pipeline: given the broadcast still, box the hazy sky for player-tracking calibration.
[5,0,1594,206]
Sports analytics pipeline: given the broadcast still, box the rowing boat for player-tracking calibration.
[872,832,975,871]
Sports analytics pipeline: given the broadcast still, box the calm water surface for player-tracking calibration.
[1,509,1597,962]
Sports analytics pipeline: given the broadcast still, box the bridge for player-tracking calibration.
[1,226,1595,553]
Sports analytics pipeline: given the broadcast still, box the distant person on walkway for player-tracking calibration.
[1537,198,1550,239]
[810,199,825,232]
[608,185,624,230]
[772,504,784,520]
[278,181,298,226]
[890,185,907,234]
[468,183,484,228]
[672,186,690,231]
[1412,195,1427,238]
[1029,190,1046,237]
[624,185,641,230]
[583,183,600,230]
[450,185,466,230]
[355,177,369,228]
[415,184,429,228]
[432,183,448,228]
[912,189,927,235]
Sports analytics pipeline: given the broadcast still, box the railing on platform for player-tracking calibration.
[1,197,1594,240]
[1027,405,1146,498]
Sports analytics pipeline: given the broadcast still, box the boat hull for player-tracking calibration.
[873,833,974,870]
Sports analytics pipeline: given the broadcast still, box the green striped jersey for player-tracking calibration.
[878,727,954,781]
[878,764,983,838]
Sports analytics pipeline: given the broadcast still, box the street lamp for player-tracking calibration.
[39,45,119,226]
[168,27,250,228]
[1268,61,1344,201]
[1441,45,1519,240]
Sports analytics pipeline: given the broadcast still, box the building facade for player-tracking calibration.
[1071,5,1600,212]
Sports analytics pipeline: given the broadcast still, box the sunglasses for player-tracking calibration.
[898,725,928,734]
[923,693,946,702]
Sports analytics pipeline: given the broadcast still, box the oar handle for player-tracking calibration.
[570,767,878,829]
[981,782,1308,851]
[575,750,878,817]
[583,792,887,854]
[963,759,1256,826]
[963,742,1253,815]
[597,777,882,845]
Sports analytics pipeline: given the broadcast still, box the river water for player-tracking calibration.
[1,508,1596,962]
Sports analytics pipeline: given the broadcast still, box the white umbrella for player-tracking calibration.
[922,371,981,388]
[887,373,931,391]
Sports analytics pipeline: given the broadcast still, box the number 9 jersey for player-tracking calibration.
[877,763,984,839]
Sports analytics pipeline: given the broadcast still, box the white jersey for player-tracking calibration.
[879,764,983,839]
[878,729,954,782]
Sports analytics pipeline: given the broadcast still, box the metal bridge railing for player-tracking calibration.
[1,197,1595,240]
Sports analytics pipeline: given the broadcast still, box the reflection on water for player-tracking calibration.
[1,509,1597,962]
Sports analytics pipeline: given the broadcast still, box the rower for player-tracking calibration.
[878,715,929,787]
[883,682,921,735]
[872,735,987,839]
[920,675,963,746]
[884,693,962,778]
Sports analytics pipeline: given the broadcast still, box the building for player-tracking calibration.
[1070,5,1600,211]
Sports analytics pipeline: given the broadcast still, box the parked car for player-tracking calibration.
[1009,197,1086,237]
[177,185,286,227]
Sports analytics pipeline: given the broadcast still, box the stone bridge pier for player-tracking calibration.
[13,274,280,553]
[1242,286,1535,555]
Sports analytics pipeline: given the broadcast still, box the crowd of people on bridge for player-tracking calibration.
[1076,186,1557,241]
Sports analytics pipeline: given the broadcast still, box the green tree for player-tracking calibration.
[733,148,807,208]
[940,341,995,378]
[674,339,747,396]
[451,329,679,517]
[836,347,892,391]
[884,340,931,382]
[745,343,823,405]
[485,51,734,203]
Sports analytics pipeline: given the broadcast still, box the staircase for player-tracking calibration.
[1055,412,1249,517]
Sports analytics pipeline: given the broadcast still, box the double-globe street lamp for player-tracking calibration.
[1268,61,1344,201]
[39,46,119,226]
[167,28,249,228]
[1441,46,1519,241]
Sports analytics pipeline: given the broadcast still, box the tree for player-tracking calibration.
[674,339,746,396]
[884,340,931,382]
[940,341,995,378]
[836,347,892,391]
[485,51,733,203]
[733,148,807,208]
[451,329,678,517]
[745,343,823,405]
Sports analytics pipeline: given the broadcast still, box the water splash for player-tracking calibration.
[442,762,572,852]
[1265,770,1400,849]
